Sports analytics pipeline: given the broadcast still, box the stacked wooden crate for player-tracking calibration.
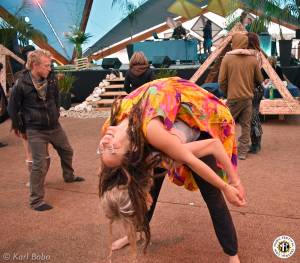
[89,77,127,110]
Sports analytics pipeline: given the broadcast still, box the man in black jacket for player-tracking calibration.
[8,49,84,211]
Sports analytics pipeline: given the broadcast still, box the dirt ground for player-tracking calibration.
[0,115,299,263]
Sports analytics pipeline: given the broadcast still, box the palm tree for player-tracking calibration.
[243,0,298,34]
[0,1,47,50]
[64,26,92,58]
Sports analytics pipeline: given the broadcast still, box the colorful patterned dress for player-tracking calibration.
[102,77,237,191]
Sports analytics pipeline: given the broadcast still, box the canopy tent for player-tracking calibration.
[1,0,298,64]
[0,0,93,64]
[83,0,210,57]
[84,0,299,60]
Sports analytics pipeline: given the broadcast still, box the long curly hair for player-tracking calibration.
[248,32,261,51]
[99,98,161,252]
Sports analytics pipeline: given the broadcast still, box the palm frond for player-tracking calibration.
[0,1,47,47]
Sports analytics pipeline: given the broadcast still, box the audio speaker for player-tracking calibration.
[102,58,122,69]
[152,56,172,68]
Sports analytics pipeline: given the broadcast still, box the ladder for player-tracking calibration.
[0,44,25,95]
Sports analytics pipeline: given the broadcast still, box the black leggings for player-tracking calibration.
[146,157,238,256]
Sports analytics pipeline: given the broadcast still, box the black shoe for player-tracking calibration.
[0,142,7,148]
[33,203,53,211]
[65,176,85,183]
[249,144,261,154]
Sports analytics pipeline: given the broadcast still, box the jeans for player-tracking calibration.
[27,125,75,208]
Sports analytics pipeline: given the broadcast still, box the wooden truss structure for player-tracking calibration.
[190,23,300,115]
[0,44,25,94]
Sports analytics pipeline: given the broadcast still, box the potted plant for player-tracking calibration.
[64,26,92,59]
[57,72,76,110]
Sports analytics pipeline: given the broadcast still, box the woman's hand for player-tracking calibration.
[234,183,246,204]
[223,184,246,207]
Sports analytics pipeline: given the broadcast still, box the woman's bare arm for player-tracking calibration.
[183,139,239,184]
[146,118,245,206]
[183,139,246,201]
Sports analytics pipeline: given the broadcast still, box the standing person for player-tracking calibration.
[218,33,264,160]
[14,45,51,183]
[0,63,8,148]
[8,49,84,211]
[248,32,265,153]
[172,21,188,39]
[124,51,154,94]
[99,77,246,263]
[239,11,249,29]
[245,17,253,32]
[203,20,213,54]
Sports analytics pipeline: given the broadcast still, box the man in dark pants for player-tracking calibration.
[8,49,84,211]
[219,33,264,160]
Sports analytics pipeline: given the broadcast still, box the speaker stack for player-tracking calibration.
[151,56,172,68]
[102,58,122,69]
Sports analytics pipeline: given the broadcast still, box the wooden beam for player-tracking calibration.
[0,44,25,93]
[81,0,94,31]
[0,44,25,65]
[71,0,94,60]
[190,23,245,83]
[0,6,69,65]
[90,9,209,61]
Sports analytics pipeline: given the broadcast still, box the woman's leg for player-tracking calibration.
[192,155,238,258]
[193,132,238,256]
[250,85,263,153]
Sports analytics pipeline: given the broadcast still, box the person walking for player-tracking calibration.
[218,33,264,160]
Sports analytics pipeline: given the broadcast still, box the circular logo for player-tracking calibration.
[273,235,296,259]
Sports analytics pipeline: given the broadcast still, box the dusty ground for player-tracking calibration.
[0,115,299,263]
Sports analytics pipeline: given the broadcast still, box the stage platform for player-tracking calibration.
[69,63,300,103]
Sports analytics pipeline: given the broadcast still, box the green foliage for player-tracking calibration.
[64,26,92,58]
[64,26,92,45]
[155,68,177,79]
[57,72,77,94]
[227,0,299,35]
[0,0,47,47]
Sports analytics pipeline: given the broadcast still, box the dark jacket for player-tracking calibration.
[203,23,212,40]
[124,68,154,94]
[172,25,187,39]
[8,70,60,133]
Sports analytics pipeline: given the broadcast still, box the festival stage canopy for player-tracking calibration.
[84,0,299,59]
[0,0,93,64]
[1,0,299,64]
